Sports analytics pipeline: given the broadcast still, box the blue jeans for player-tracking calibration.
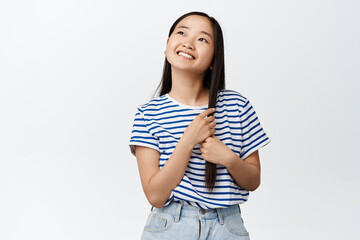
[141,201,250,240]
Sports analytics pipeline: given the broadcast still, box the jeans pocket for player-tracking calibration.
[223,213,250,239]
[143,210,174,232]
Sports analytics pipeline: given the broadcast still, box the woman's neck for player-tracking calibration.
[168,68,209,106]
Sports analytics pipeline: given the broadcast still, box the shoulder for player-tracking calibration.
[136,94,171,115]
[217,89,249,106]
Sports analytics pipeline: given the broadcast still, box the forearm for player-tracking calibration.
[225,153,261,191]
[147,137,194,207]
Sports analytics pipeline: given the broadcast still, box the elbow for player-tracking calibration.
[150,201,166,209]
[247,184,260,192]
[248,172,261,191]
[244,178,261,192]
[146,193,167,209]
[143,180,169,209]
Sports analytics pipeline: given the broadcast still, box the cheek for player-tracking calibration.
[165,42,178,63]
[199,44,214,58]
[201,49,214,65]
[166,37,180,50]
[166,40,181,57]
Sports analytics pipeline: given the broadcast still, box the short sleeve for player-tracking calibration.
[129,108,160,157]
[239,99,271,159]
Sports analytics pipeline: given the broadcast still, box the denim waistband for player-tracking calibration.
[152,201,241,224]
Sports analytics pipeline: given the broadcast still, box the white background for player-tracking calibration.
[1,0,359,239]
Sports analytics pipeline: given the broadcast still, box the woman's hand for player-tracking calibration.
[182,108,216,148]
[200,135,237,166]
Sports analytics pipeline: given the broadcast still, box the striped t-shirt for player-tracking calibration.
[129,89,271,209]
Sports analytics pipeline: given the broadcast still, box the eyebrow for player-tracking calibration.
[177,25,213,40]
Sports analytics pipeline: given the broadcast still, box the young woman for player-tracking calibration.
[129,11,271,240]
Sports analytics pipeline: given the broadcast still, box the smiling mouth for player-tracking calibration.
[177,51,195,59]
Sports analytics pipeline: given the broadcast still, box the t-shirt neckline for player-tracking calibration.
[165,93,208,110]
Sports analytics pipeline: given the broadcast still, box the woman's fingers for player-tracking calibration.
[208,121,216,129]
[198,108,215,119]
[205,115,215,123]
[203,110,216,130]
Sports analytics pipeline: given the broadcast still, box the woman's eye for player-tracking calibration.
[177,31,185,36]
[199,38,208,43]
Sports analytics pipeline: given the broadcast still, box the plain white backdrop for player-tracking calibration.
[1,0,359,239]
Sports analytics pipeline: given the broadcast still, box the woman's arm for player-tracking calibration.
[135,137,193,208]
[225,150,261,191]
[199,135,261,191]
[135,108,216,208]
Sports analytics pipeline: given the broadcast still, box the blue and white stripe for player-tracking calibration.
[129,89,271,209]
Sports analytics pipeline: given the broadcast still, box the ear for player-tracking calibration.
[166,38,169,44]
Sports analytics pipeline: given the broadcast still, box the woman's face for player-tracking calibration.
[166,15,215,75]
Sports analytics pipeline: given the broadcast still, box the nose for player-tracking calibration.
[183,43,194,50]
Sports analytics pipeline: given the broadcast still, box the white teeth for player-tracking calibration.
[178,51,194,59]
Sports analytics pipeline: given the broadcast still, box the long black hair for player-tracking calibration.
[153,11,225,191]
